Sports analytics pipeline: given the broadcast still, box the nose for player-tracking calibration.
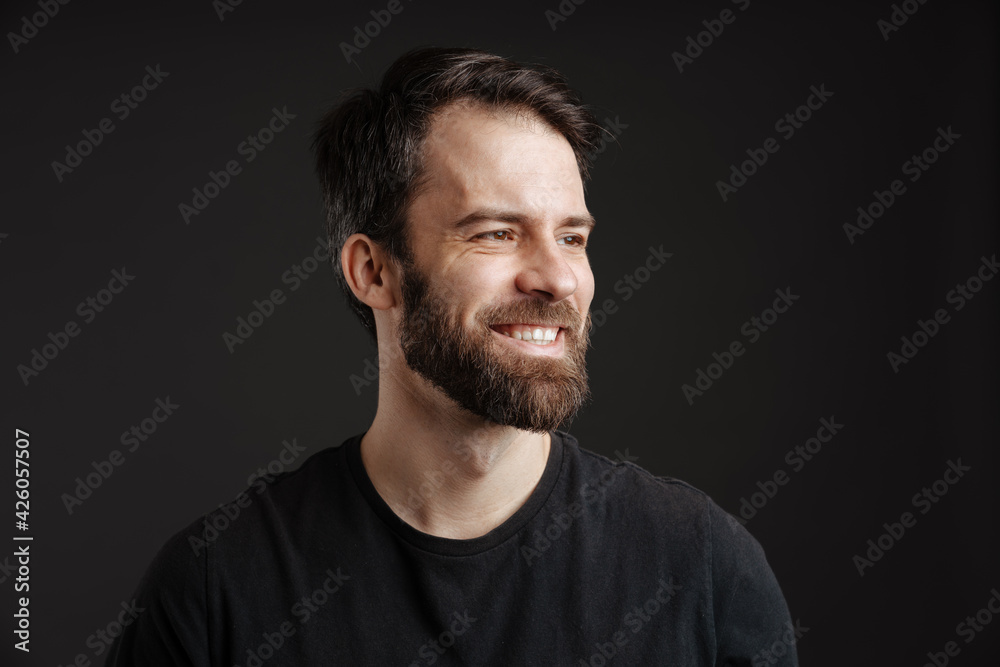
[514,237,579,303]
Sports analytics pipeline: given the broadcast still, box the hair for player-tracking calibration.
[312,46,604,340]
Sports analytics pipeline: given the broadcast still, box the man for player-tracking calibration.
[108,47,798,666]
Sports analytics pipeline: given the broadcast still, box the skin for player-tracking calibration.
[341,101,596,539]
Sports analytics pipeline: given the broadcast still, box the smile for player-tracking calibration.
[489,323,562,346]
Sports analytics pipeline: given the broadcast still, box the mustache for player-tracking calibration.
[479,299,583,331]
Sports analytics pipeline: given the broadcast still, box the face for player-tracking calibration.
[393,102,596,433]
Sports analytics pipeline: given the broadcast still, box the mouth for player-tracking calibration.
[489,323,564,347]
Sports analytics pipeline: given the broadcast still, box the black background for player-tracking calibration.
[3,0,998,664]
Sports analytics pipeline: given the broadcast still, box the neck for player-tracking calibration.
[360,361,551,540]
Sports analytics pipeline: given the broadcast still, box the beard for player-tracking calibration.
[396,261,592,433]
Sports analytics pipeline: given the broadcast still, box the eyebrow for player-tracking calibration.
[450,208,597,232]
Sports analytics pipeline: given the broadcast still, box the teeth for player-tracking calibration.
[522,336,552,345]
[496,325,559,346]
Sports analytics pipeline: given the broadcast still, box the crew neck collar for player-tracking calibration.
[346,430,567,557]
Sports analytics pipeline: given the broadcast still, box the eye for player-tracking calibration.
[558,234,587,247]
[476,230,514,241]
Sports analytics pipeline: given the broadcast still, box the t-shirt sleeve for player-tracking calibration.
[708,501,799,667]
[104,522,211,666]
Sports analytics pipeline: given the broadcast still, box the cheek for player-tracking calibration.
[577,264,596,308]
[435,268,501,326]
[449,258,514,297]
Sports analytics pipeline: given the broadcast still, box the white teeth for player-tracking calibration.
[497,325,559,346]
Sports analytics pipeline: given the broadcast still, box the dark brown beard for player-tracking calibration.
[397,261,592,433]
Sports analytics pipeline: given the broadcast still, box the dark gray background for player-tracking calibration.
[3,0,998,664]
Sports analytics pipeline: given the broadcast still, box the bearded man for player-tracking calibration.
[108,47,798,666]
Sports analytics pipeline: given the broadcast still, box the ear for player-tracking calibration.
[341,233,399,312]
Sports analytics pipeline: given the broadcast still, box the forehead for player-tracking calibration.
[412,101,585,216]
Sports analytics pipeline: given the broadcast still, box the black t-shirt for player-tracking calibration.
[106,430,798,666]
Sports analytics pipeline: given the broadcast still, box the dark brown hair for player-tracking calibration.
[312,46,603,339]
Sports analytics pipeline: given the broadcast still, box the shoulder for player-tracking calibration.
[563,430,723,530]
[106,444,348,663]
[562,432,796,663]
[128,442,346,594]
[561,430,778,584]
[104,515,210,665]
[185,443,345,557]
